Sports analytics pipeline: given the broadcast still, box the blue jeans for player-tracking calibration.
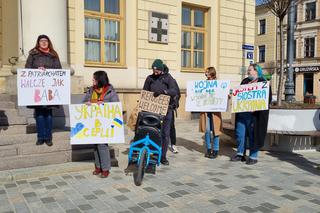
[205,113,219,151]
[35,108,53,140]
[235,112,258,160]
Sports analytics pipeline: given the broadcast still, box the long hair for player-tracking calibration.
[93,71,110,88]
[250,63,265,79]
[30,34,59,58]
[206,67,217,80]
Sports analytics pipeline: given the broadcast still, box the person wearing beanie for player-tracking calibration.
[231,63,271,165]
[25,34,62,146]
[142,59,179,165]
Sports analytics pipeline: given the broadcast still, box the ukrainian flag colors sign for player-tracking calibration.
[69,103,125,145]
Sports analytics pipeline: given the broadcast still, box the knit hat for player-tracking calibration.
[151,59,164,71]
[37,34,50,43]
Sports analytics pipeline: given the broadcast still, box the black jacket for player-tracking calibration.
[25,49,62,69]
[236,77,272,150]
[142,72,179,108]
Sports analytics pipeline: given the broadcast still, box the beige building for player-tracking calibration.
[255,0,320,103]
[0,0,256,119]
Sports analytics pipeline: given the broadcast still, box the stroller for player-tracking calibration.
[126,111,164,186]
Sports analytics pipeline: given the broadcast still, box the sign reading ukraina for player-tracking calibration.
[17,69,70,106]
[69,103,125,145]
[231,81,270,113]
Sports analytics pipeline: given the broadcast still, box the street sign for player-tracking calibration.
[247,51,253,59]
[242,44,254,50]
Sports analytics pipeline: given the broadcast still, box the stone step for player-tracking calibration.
[0,116,27,125]
[0,148,119,171]
[0,101,16,109]
[0,109,20,117]
[0,125,36,135]
[0,94,12,102]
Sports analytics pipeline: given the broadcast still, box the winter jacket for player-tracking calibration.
[82,85,119,103]
[25,49,62,69]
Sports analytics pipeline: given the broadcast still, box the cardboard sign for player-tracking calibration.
[138,90,170,115]
[231,81,270,113]
[69,103,125,145]
[17,69,70,106]
[185,80,230,112]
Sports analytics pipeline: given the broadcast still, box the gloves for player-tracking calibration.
[153,90,163,97]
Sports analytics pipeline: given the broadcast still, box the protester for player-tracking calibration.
[25,34,62,146]
[163,64,180,154]
[143,59,179,165]
[82,70,119,178]
[199,67,223,159]
[231,64,271,165]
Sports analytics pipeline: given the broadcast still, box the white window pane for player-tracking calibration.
[84,0,100,12]
[105,42,120,62]
[85,41,101,61]
[105,20,120,41]
[194,51,204,68]
[194,32,204,50]
[85,18,100,39]
[181,50,191,67]
[105,0,119,14]
[181,31,191,48]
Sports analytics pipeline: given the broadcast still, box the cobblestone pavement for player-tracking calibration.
[0,120,319,213]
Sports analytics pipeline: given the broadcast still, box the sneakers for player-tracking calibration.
[246,158,258,165]
[93,167,102,175]
[170,145,179,154]
[231,155,243,162]
[101,170,110,178]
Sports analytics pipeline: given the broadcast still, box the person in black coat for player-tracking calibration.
[231,64,272,165]
[143,59,178,165]
[25,34,62,146]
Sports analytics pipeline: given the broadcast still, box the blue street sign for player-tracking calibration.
[247,51,253,59]
[242,44,254,50]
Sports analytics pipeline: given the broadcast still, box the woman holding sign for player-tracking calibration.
[25,35,62,146]
[231,64,271,165]
[83,71,119,178]
[199,67,223,159]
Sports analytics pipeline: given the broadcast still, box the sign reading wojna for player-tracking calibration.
[231,81,270,113]
[186,80,230,112]
[17,69,70,106]
[69,103,125,145]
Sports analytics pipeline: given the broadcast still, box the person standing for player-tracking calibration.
[199,67,223,159]
[143,59,179,165]
[82,70,119,178]
[25,34,62,146]
[231,64,271,165]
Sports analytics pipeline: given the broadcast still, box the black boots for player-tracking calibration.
[205,149,218,159]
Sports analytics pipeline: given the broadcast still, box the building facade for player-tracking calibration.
[0,0,255,119]
[255,0,320,103]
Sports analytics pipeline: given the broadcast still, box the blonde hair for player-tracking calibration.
[206,67,217,79]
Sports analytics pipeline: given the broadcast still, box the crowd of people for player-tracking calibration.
[26,34,271,178]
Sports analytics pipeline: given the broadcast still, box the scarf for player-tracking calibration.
[90,86,109,103]
[39,47,50,54]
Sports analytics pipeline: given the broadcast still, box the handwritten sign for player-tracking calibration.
[231,81,270,113]
[185,80,230,112]
[69,103,125,145]
[17,69,70,106]
[138,90,170,115]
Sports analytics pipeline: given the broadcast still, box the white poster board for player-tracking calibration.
[231,81,270,113]
[69,103,125,145]
[185,80,230,112]
[17,69,70,106]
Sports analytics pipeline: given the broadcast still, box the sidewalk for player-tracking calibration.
[0,120,319,213]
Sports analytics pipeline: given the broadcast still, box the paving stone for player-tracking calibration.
[244,186,258,191]
[171,181,184,186]
[209,199,225,205]
[268,186,283,190]
[56,182,68,186]
[78,204,93,211]
[62,175,73,180]
[128,205,145,213]
[216,211,230,213]
[167,192,182,198]
[209,177,223,182]
[241,190,256,195]
[215,184,229,189]
[292,190,309,195]
[117,188,130,193]
[175,190,190,195]
[117,211,131,213]
[66,209,81,213]
[112,176,123,180]
[152,201,169,208]
[239,206,258,213]
[260,203,279,209]
[185,183,198,187]
[138,202,154,209]
[29,181,41,185]
[93,190,106,195]
[281,194,299,201]
[39,177,50,181]
[143,187,157,192]
[45,185,58,190]
[255,206,274,213]
[74,175,85,180]
[0,189,6,194]
[84,195,97,200]
[16,180,28,185]
[22,192,36,198]
[114,195,129,201]
[4,184,17,189]
[40,197,55,203]
[309,199,320,205]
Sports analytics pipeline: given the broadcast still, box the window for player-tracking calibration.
[304,37,315,58]
[84,0,125,66]
[259,19,266,35]
[259,45,265,63]
[181,5,207,70]
[305,1,316,21]
[304,73,314,95]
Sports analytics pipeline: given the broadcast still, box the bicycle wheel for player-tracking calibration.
[133,149,147,186]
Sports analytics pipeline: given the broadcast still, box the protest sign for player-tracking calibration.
[138,90,170,115]
[17,69,70,106]
[231,81,270,113]
[69,103,125,145]
[185,80,230,112]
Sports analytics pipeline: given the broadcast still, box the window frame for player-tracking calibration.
[305,1,316,22]
[259,19,266,35]
[84,0,126,68]
[181,4,208,72]
[304,37,315,58]
[258,45,266,63]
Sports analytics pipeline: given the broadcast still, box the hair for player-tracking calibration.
[206,67,217,79]
[249,63,265,79]
[93,70,110,88]
[30,34,59,58]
